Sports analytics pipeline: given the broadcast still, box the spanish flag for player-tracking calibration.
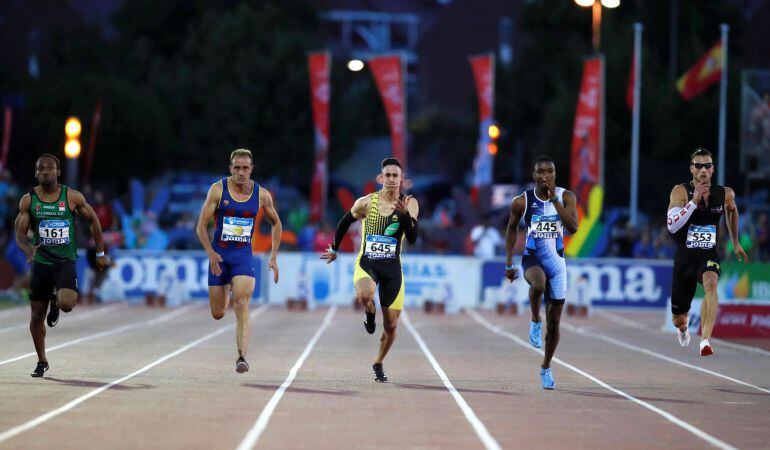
[677,41,723,101]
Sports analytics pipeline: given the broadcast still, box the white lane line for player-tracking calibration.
[0,305,269,444]
[236,306,337,450]
[403,312,502,450]
[0,303,130,334]
[0,303,200,366]
[561,322,770,394]
[467,310,738,450]
[596,309,770,357]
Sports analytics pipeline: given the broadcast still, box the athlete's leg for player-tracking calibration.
[30,301,47,362]
[57,288,78,312]
[542,299,565,369]
[355,277,376,314]
[230,276,255,357]
[699,271,719,340]
[524,266,547,322]
[208,286,229,320]
[375,308,401,364]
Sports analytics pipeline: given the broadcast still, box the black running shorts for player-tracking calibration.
[354,257,405,310]
[670,251,721,316]
[29,260,79,302]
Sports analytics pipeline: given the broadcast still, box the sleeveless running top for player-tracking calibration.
[673,182,725,254]
[29,185,78,264]
[212,178,260,253]
[357,192,406,262]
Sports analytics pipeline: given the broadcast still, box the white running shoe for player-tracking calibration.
[700,339,713,356]
[677,327,690,347]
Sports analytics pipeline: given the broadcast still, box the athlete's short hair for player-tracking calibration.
[230,148,253,165]
[532,155,555,170]
[690,148,713,162]
[36,153,60,170]
[381,157,403,170]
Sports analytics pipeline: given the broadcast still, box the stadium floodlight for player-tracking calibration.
[347,59,364,72]
[64,117,81,158]
[601,0,620,8]
[488,124,501,140]
[64,139,81,158]
[574,0,594,7]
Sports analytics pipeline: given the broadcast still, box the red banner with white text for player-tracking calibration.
[570,56,603,212]
[308,52,331,224]
[369,55,406,168]
[469,53,495,192]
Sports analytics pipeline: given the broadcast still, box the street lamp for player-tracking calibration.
[574,0,620,52]
[64,116,81,187]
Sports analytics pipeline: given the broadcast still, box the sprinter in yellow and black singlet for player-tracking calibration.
[321,158,419,382]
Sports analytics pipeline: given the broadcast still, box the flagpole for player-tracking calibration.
[717,23,728,186]
[630,23,642,226]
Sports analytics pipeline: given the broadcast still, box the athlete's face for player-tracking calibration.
[35,157,59,189]
[379,165,403,192]
[690,155,714,184]
[533,162,556,190]
[229,156,253,186]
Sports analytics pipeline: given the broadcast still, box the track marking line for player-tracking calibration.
[403,312,502,450]
[236,306,337,450]
[561,322,770,394]
[0,303,200,367]
[596,309,770,357]
[0,303,130,334]
[467,310,738,450]
[0,305,269,444]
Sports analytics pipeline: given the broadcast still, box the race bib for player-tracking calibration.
[221,217,254,243]
[39,220,70,245]
[686,224,717,249]
[530,214,562,239]
[364,235,397,259]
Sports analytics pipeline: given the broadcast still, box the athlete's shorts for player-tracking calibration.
[522,252,567,301]
[208,254,256,286]
[671,251,721,315]
[354,256,404,310]
[29,260,78,302]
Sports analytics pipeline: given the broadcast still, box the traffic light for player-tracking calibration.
[64,117,81,158]
[487,123,500,155]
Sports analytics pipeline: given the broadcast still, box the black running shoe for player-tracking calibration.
[363,310,376,334]
[236,356,249,373]
[31,361,49,378]
[46,294,59,328]
[373,363,388,383]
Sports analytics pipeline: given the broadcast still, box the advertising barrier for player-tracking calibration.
[482,258,673,308]
[267,252,481,313]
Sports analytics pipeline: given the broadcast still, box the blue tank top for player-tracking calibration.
[522,187,565,257]
[212,178,260,255]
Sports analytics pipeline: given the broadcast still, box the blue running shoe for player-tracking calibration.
[540,367,555,390]
[529,321,542,348]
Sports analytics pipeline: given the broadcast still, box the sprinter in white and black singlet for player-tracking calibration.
[666,148,747,356]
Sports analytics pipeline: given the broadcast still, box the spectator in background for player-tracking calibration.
[632,226,656,259]
[756,213,769,261]
[610,220,635,257]
[92,191,114,230]
[312,222,334,252]
[470,213,503,258]
[654,224,676,259]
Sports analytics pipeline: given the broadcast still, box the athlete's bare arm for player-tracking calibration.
[69,189,108,270]
[504,194,526,282]
[14,194,37,262]
[724,187,748,262]
[259,186,282,283]
[196,182,224,276]
[320,194,370,264]
[667,184,688,210]
[554,190,579,234]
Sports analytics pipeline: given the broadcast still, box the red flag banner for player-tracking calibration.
[0,106,12,171]
[677,41,723,101]
[570,56,603,212]
[369,55,406,168]
[469,53,495,193]
[308,51,331,224]
[626,51,636,110]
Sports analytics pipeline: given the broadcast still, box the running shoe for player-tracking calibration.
[677,327,690,347]
[540,367,555,390]
[699,339,713,356]
[31,361,49,378]
[373,363,388,383]
[529,320,542,348]
[236,356,249,373]
[46,294,59,328]
[363,310,376,335]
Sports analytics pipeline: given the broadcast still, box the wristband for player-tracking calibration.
[96,251,105,257]
[505,264,515,271]
[328,247,337,255]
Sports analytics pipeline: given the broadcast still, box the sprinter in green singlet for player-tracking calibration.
[15,154,108,377]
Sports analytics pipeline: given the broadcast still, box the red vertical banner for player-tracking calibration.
[570,56,604,213]
[84,99,102,184]
[369,55,406,168]
[0,106,12,171]
[308,51,331,224]
[469,53,495,201]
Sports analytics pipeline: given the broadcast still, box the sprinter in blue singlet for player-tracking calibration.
[504,155,579,389]
[196,149,282,373]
